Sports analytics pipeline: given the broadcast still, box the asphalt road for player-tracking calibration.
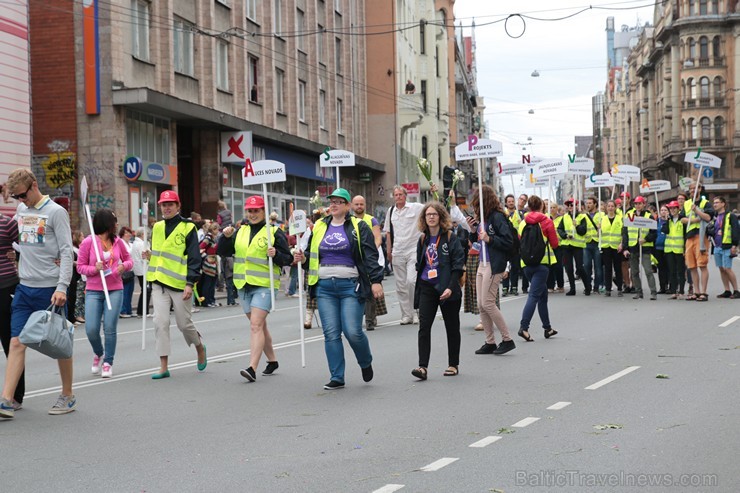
[1,269,739,493]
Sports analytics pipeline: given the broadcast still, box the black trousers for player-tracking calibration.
[0,284,24,404]
[547,248,564,289]
[653,250,669,291]
[562,245,589,292]
[417,281,461,368]
[666,253,686,294]
[601,248,623,292]
[136,275,151,316]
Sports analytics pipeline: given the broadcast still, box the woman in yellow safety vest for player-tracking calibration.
[294,188,384,390]
[662,200,686,299]
[547,202,565,292]
[599,200,624,296]
[218,195,293,382]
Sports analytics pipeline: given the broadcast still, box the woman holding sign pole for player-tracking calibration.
[218,196,292,382]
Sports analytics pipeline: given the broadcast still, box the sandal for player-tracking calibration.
[696,293,708,302]
[443,366,458,377]
[544,328,558,339]
[411,367,427,381]
[517,328,534,342]
[685,293,696,301]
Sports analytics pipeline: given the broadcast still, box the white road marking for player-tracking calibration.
[23,335,326,399]
[718,316,740,327]
[372,485,405,493]
[511,417,540,428]
[585,366,640,390]
[420,458,459,472]
[547,401,572,410]
[469,435,502,448]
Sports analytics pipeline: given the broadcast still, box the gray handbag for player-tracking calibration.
[19,304,75,359]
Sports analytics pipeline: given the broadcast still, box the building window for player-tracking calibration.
[335,37,342,73]
[688,118,698,139]
[273,0,282,36]
[435,46,440,77]
[688,78,697,99]
[688,38,696,59]
[296,9,306,52]
[275,68,285,113]
[246,0,257,21]
[700,117,711,138]
[126,109,170,164]
[714,117,723,138]
[317,25,325,64]
[421,80,427,112]
[337,98,343,133]
[131,0,150,61]
[298,80,306,122]
[699,0,707,15]
[712,36,721,57]
[216,40,229,90]
[688,0,695,15]
[713,76,722,99]
[419,20,426,54]
[421,136,428,159]
[334,0,341,13]
[319,88,326,128]
[700,76,710,98]
[699,36,709,60]
[711,0,719,14]
[173,17,194,76]
[249,56,259,102]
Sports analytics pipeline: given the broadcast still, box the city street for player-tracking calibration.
[1,272,738,492]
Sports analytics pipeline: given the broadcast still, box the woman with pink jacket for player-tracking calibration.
[77,209,133,379]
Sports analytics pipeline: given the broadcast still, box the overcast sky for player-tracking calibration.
[453,0,655,168]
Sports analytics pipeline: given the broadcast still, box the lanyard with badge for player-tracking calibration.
[426,235,441,279]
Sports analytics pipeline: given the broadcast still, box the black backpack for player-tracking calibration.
[505,216,521,259]
[520,222,547,266]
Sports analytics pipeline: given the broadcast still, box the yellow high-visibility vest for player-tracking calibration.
[233,224,281,289]
[147,220,197,290]
[664,218,685,254]
[307,218,362,286]
[600,215,623,250]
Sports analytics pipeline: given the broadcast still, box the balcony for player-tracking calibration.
[715,138,726,146]
[687,139,697,147]
[699,98,711,108]
[714,97,725,107]
[700,138,712,147]
[713,56,726,67]
[698,58,710,67]
[686,99,696,108]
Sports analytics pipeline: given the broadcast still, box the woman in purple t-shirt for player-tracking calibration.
[411,202,465,380]
[295,188,384,390]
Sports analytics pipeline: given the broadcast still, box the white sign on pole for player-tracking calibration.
[533,159,568,179]
[611,173,631,186]
[678,176,693,191]
[498,163,527,176]
[639,180,672,194]
[454,137,503,161]
[524,176,550,189]
[684,151,721,168]
[623,215,657,229]
[567,157,595,176]
[319,149,356,168]
[585,173,615,188]
[80,176,89,207]
[221,131,253,163]
[289,210,308,235]
[242,159,286,186]
[611,164,641,182]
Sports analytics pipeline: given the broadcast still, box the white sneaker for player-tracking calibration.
[101,363,113,378]
[400,317,414,325]
[91,355,102,375]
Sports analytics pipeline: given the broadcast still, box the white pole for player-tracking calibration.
[336,167,340,190]
[477,158,486,266]
[84,203,112,310]
[509,175,515,198]
[548,176,553,208]
[297,230,306,368]
[597,186,603,247]
[141,199,149,350]
[263,183,275,312]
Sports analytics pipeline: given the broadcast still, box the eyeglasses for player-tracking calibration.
[425,212,439,217]
[329,199,347,206]
[10,183,32,201]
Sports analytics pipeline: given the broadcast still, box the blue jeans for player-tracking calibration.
[201,274,217,305]
[583,242,603,291]
[85,289,124,365]
[520,265,551,331]
[121,278,135,315]
[316,277,372,383]
[287,265,298,295]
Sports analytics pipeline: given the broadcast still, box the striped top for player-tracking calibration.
[0,213,19,289]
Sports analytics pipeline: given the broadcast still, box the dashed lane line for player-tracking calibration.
[511,417,540,428]
[718,315,740,327]
[585,366,640,390]
[547,401,572,410]
[372,485,404,493]
[469,435,502,448]
[419,458,459,472]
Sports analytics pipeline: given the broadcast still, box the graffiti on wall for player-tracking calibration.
[41,152,76,189]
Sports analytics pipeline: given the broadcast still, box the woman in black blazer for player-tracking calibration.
[412,202,465,380]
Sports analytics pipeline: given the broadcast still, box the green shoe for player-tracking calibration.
[197,344,207,372]
[151,370,170,380]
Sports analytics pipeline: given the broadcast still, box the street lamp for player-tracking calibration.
[531,70,540,77]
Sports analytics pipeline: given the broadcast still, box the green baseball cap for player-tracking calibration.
[327,188,351,203]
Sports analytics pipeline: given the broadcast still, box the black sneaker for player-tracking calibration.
[492,340,516,355]
[633,294,643,299]
[323,380,345,390]
[262,361,279,375]
[604,291,612,297]
[566,290,576,296]
[717,290,732,299]
[732,291,740,299]
[361,364,374,382]
[475,343,497,354]
[240,367,256,382]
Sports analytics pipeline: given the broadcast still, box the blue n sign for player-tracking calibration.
[124,156,142,181]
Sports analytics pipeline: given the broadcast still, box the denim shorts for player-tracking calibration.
[11,284,58,338]
[238,285,274,313]
[714,247,733,269]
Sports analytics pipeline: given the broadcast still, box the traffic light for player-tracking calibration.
[442,166,455,199]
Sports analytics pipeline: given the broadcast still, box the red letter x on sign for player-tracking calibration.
[227,135,245,159]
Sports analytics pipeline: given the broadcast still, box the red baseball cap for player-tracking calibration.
[633,196,646,203]
[158,190,180,204]
[667,200,680,208]
[244,195,265,210]
[619,191,631,198]
[615,198,622,205]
